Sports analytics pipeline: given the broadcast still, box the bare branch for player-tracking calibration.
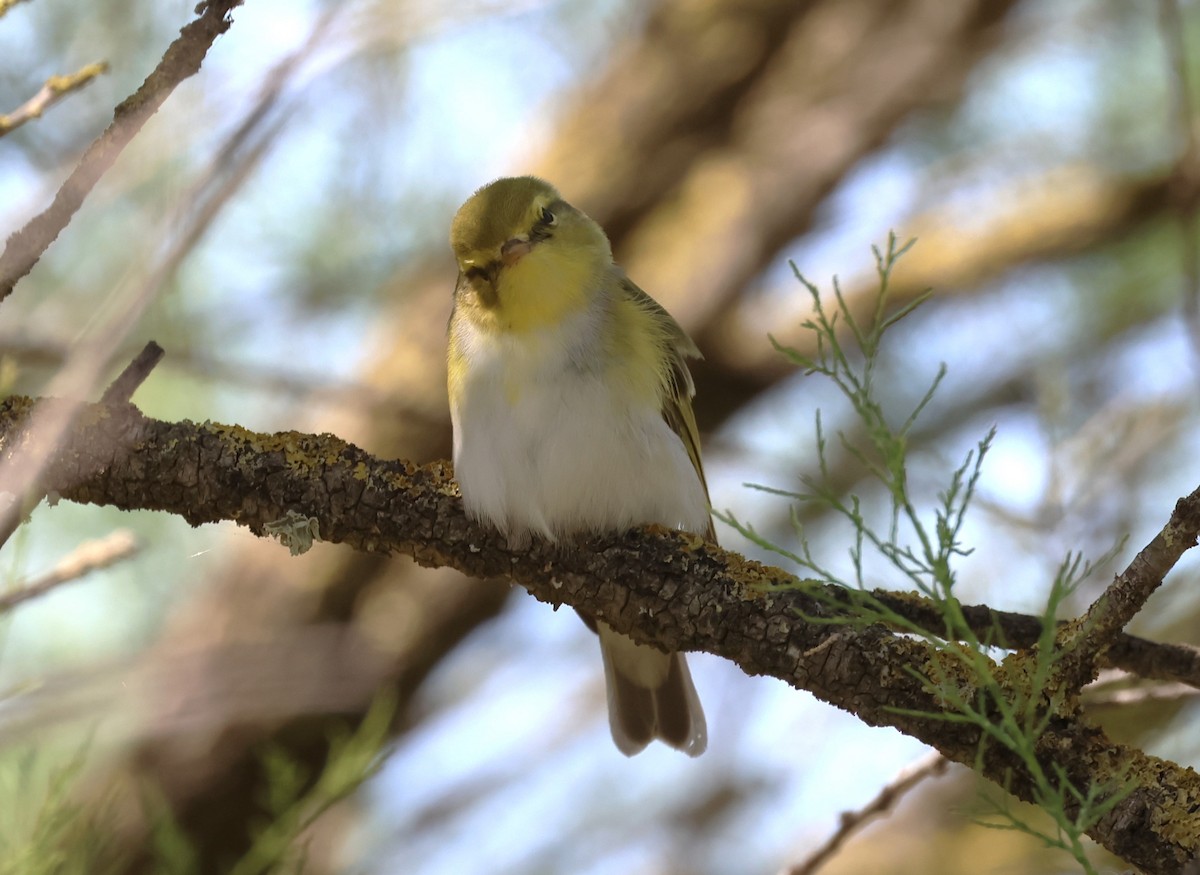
[0,624,382,747]
[699,167,1179,423]
[0,0,244,300]
[0,62,109,137]
[99,341,165,405]
[1085,679,1200,710]
[780,752,950,875]
[0,333,398,415]
[0,530,139,614]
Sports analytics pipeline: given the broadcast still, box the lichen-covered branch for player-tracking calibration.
[870,589,1200,689]
[1,394,1198,873]
[1051,489,1200,694]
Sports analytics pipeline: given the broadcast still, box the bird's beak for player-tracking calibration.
[500,237,532,267]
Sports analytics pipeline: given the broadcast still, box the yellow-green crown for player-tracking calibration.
[450,176,561,259]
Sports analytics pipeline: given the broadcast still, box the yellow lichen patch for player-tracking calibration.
[203,420,265,448]
[727,551,795,599]
[1140,750,1200,847]
[672,530,708,550]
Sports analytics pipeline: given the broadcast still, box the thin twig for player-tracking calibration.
[1084,680,1200,710]
[0,333,409,416]
[0,342,164,549]
[0,624,384,748]
[780,752,949,875]
[1050,487,1200,692]
[0,62,109,137]
[0,0,243,300]
[0,529,139,613]
[100,340,165,404]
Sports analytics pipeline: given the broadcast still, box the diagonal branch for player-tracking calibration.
[0,341,164,549]
[0,62,109,137]
[781,752,950,875]
[0,529,139,614]
[1049,489,1200,694]
[99,340,165,405]
[1,394,1199,873]
[0,0,243,301]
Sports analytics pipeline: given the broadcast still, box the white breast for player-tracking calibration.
[450,314,710,542]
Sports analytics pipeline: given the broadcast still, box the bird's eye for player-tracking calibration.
[539,206,556,226]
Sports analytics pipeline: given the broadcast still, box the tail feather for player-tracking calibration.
[598,623,707,757]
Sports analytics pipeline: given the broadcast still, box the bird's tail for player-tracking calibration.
[598,622,707,757]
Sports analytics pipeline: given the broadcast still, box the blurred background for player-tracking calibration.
[2,0,1199,872]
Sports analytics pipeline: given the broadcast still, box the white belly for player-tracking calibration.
[450,328,709,542]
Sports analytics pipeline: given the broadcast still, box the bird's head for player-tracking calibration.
[449,176,612,333]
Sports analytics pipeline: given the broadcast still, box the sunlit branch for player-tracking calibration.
[1084,678,1200,710]
[0,0,244,300]
[780,752,950,875]
[0,62,108,137]
[0,530,140,614]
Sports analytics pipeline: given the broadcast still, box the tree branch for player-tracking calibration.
[0,0,243,300]
[1049,490,1200,694]
[0,62,109,137]
[2,394,1198,873]
[868,590,1200,689]
[0,341,164,548]
[782,752,950,875]
[0,529,139,614]
[0,0,30,17]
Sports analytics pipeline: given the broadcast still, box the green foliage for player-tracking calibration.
[0,740,122,875]
[228,692,395,875]
[717,234,1130,874]
[0,692,395,874]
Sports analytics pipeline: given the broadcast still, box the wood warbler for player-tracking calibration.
[447,176,709,757]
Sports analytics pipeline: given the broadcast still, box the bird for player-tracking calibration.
[447,175,710,756]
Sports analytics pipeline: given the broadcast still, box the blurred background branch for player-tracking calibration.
[0,61,108,137]
[0,529,139,614]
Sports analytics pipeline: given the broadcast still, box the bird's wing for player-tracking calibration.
[620,278,716,542]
